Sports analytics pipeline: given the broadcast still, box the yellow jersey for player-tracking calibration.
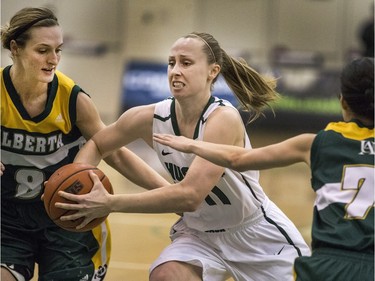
[1,65,86,202]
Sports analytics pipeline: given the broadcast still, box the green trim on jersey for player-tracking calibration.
[168,96,216,139]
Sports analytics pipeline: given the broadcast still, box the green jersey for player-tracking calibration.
[310,120,374,253]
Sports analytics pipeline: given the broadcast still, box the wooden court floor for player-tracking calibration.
[33,129,315,281]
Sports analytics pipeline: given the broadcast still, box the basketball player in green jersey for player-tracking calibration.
[0,7,169,281]
[153,57,374,281]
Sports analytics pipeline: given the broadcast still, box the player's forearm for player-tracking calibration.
[189,141,246,171]
[109,184,198,214]
[75,139,105,166]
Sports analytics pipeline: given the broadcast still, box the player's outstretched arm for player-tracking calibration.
[153,133,316,171]
[153,133,248,170]
[76,102,169,189]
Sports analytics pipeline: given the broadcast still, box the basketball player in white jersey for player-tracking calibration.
[154,57,375,281]
[57,32,311,281]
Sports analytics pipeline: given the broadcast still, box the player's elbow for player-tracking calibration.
[227,153,247,172]
[180,189,203,212]
[183,202,199,212]
[103,148,124,167]
[184,197,201,212]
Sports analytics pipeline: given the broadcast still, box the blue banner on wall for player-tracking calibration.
[120,60,239,112]
[120,60,342,130]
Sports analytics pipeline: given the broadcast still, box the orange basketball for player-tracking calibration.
[44,163,113,232]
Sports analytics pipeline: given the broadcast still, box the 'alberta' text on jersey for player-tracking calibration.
[1,128,63,154]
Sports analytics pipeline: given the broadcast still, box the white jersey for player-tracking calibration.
[153,96,268,231]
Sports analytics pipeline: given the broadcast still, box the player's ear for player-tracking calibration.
[10,40,19,56]
[208,64,220,80]
[340,94,350,111]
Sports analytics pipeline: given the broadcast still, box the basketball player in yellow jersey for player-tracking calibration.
[0,7,169,281]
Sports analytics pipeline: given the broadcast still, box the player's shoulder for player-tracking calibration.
[209,103,242,124]
[121,103,156,123]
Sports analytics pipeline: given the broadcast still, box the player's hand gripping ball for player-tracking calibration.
[44,163,113,232]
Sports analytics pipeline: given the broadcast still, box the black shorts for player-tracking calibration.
[294,247,374,281]
[1,200,110,281]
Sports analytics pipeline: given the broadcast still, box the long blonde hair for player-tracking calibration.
[185,32,279,122]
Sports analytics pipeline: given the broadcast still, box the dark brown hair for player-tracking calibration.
[341,57,374,121]
[1,7,58,50]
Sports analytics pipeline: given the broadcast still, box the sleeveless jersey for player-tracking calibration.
[1,65,86,202]
[310,120,374,253]
[153,96,268,231]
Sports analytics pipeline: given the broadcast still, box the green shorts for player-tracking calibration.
[294,247,374,281]
[1,200,110,281]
